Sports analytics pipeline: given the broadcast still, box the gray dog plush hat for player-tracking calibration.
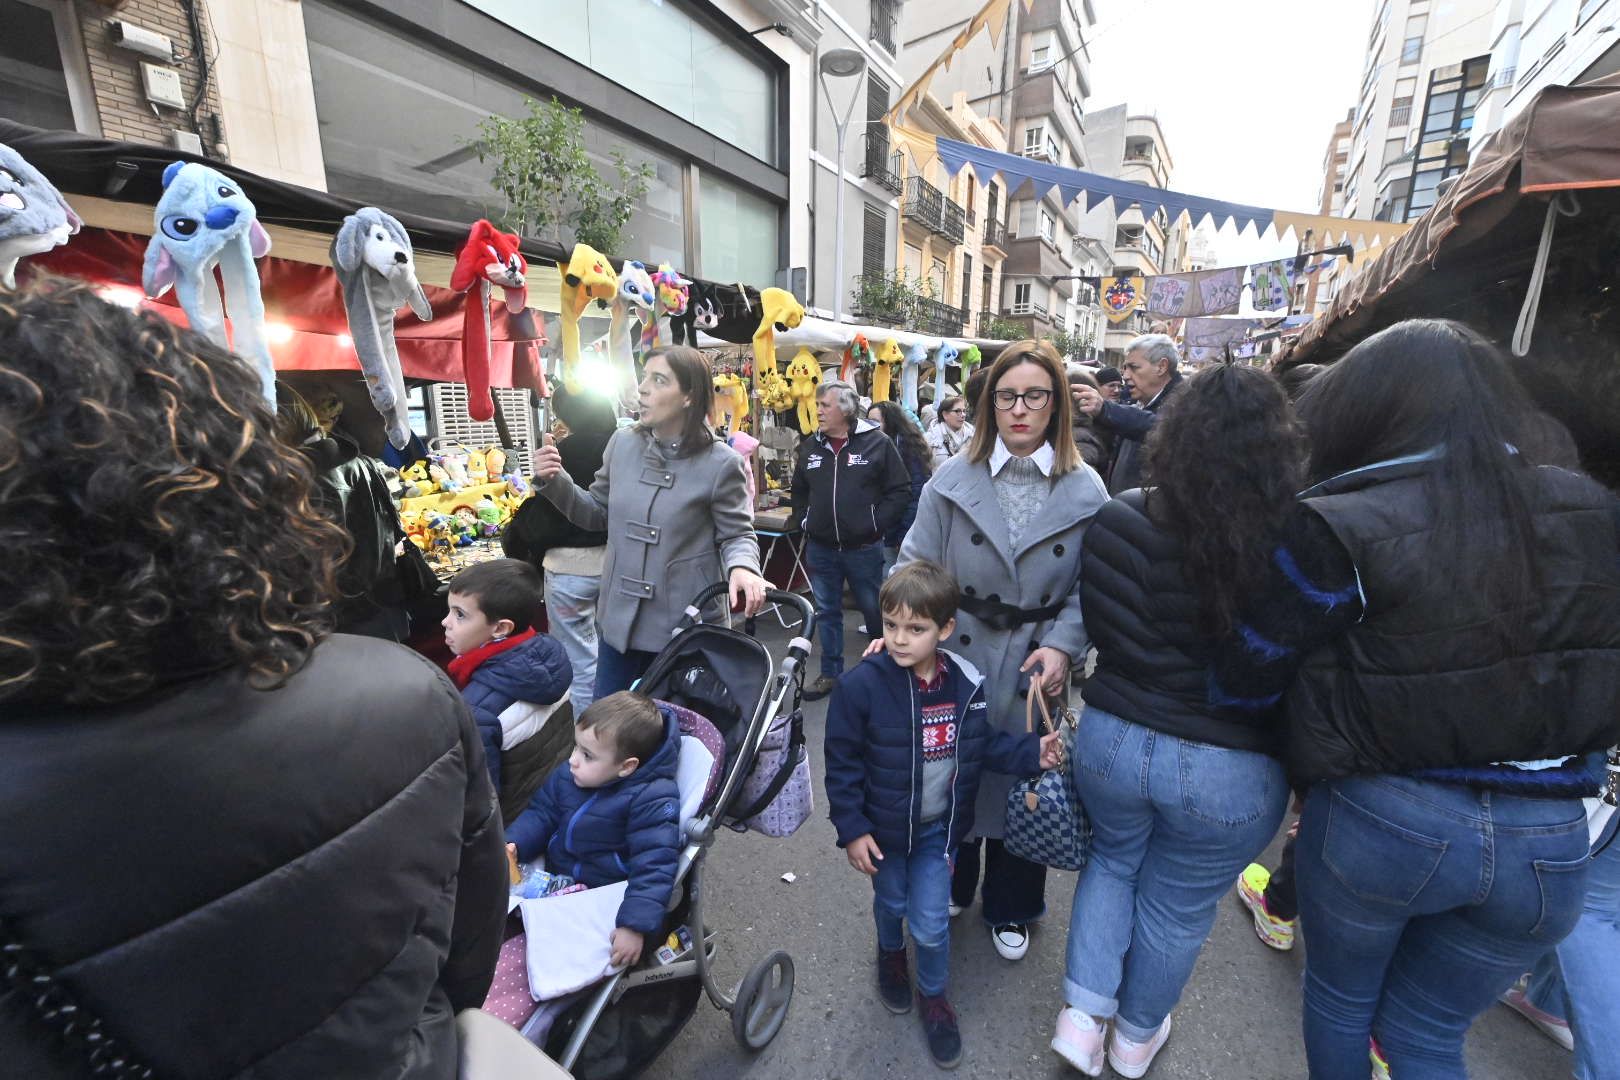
[331,208,433,448]
[0,142,82,289]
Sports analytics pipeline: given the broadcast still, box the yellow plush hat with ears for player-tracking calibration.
[558,243,618,387]
[712,371,750,430]
[752,287,804,385]
[871,338,904,403]
[785,346,822,433]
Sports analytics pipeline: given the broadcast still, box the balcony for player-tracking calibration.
[915,296,968,335]
[1010,299,1049,319]
[870,0,899,55]
[860,133,901,194]
[902,175,967,244]
[1052,311,1067,331]
[983,219,1010,252]
[1389,104,1412,126]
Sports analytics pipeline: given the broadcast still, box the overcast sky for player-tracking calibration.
[1084,0,1375,267]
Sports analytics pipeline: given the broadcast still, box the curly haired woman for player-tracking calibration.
[0,280,507,1078]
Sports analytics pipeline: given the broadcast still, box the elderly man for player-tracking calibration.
[791,378,911,699]
[1074,334,1184,493]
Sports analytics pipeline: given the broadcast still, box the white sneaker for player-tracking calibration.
[1050,1007,1104,1076]
[991,923,1029,960]
[947,901,964,918]
[1107,1015,1172,1079]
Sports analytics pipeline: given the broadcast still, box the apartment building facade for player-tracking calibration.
[1303,108,1355,314]
[1474,0,1620,148]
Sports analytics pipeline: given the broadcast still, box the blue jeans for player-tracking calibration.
[544,572,600,719]
[1063,707,1287,1042]
[805,540,883,678]
[872,818,954,998]
[593,639,657,701]
[1296,775,1591,1080]
[1524,815,1620,1080]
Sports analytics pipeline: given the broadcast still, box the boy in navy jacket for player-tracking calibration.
[506,692,681,968]
[443,559,570,792]
[825,561,1061,1069]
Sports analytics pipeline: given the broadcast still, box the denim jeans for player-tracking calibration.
[543,572,600,719]
[1524,815,1620,1080]
[1063,707,1287,1042]
[872,817,954,998]
[805,540,883,678]
[593,639,657,701]
[1296,775,1591,1080]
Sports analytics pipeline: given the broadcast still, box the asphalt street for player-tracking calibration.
[653,614,1574,1080]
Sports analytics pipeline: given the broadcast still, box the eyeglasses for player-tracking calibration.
[946,407,966,414]
[991,388,1053,411]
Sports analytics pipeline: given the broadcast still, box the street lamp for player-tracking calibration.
[819,47,867,326]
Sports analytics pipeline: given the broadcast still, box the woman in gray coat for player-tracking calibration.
[534,345,767,698]
[894,340,1109,961]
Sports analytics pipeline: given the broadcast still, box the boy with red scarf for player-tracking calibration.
[444,559,571,792]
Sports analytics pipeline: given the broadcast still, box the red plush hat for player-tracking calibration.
[450,220,528,422]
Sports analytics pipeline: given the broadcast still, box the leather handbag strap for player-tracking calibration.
[1024,686,1055,736]
[0,918,156,1078]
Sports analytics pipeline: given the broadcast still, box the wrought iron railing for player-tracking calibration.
[983,219,1009,250]
[861,133,901,194]
[870,0,899,54]
[902,175,967,243]
[915,296,968,335]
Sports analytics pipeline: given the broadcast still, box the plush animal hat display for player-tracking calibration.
[712,370,749,431]
[610,260,656,407]
[870,338,903,403]
[0,143,81,289]
[643,262,689,353]
[670,279,722,345]
[785,346,822,433]
[751,286,804,385]
[450,220,527,422]
[331,208,433,448]
[900,341,929,418]
[558,243,617,388]
[933,340,961,408]
[840,333,870,383]
[958,343,984,390]
[143,162,275,404]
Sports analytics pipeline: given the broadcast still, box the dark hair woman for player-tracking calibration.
[0,280,506,1077]
[1283,319,1620,1080]
[885,340,1108,963]
[532,345,765,698]
[503,385,618,719]
[927,393,975,466]
[867,399,933,572]
[1050,364,1362,1075]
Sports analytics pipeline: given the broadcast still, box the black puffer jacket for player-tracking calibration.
[0,635,508,1079]
[1286,459,1620,786]
[303,433,406,634]
[1081,489,1357,754]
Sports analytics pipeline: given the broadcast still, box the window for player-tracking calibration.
[1013,282,1032,307]
[929,257,947,297]
[1389,96,1413,126]
[1383,137,1407,165]
[870,0,900,55]
[1023,123,1047,157]
[862,204,888,278]
[1029,31,1054,71]
[961,253,974,311]
[1039,209,1056,242]
[700,174,779,283]
[1401,36,1423,65]
[0,0,97,133]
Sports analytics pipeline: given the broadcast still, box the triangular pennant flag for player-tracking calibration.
[1084,188,1113,213]
[984,0,1014,48]
[1059,184,1084,206]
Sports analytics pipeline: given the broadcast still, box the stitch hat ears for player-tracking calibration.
[162,161,185,188]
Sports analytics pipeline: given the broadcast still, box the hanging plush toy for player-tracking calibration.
[557,243,617,387]
[449,220,527,422]
[670,279,721,346]
[644,263,689,353]
[0,143,81,290]
[841,334,870,383]
[142,162,275,404]
[958,343,984,393]
[712,371,749,431]
[611,260,656,406]
[900,341,928,419]
[785,347,822,433]
[751,287,804,381]
[758,363,793,412]
[331,208,433,449]
[871,338,903,403]
[933,340,961,411]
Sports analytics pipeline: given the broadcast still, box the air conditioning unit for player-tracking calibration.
[108,19,174,61]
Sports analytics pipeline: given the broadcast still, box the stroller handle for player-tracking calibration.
[678,583,817,658]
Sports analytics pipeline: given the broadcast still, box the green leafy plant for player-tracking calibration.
[474,97,653,254]
[1049,328,1095,361]
[984,317,1025,341]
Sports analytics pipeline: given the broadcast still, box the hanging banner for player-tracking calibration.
[1184,317,1261,347]
[1248,260,1295,312]
[1144,267,1243,317]
[1102,276,1145,324]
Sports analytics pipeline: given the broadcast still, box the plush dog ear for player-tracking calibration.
[407,283,433,321]
[248,219,271,259]
[142,242,177,298]
[333,217,363,273]
[162,161,185,189]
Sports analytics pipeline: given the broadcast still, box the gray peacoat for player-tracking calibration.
[897,451,1109,837]
[541,426,761,654]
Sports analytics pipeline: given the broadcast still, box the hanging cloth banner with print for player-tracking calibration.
[1144,267,1244,317]
[1184,317,1262,347]
[1248,261,1295,312]
[1102,277,1145,324]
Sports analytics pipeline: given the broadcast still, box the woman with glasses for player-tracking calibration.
[882,341,1109,963]
[926,394,975,467]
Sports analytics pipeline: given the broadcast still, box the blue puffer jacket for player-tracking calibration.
[824,650,1040,854]
[460,632,571,791]
[505,704,682,933]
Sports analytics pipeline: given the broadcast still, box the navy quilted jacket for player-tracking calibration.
[824,650,1039,854]
[505,704,682,933]
[460,632,570,791]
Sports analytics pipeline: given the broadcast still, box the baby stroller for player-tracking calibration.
[528,583,816,1078]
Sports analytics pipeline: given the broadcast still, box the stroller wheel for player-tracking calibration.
[730,950,794,1050]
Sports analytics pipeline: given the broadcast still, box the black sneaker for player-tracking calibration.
[877,947,911,1013]
[919,993,963,1069]
[804,674,838,701]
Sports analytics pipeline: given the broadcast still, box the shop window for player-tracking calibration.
[700,174,779,285]
[1,0,97,133]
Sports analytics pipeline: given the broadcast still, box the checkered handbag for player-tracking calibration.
[1002,690,1090,872]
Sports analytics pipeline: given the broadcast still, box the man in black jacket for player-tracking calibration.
[1075,335,1183,493]
[792,378,911,699]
